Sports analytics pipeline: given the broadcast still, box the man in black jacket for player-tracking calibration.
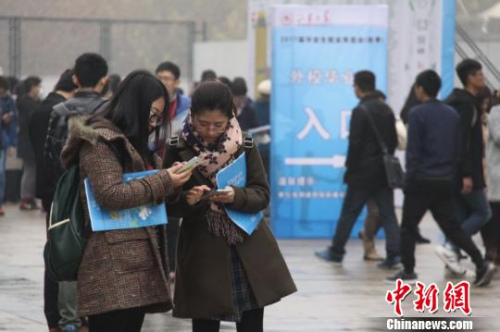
[17,76,42,210]
[30,69,76,213]
[316,71,401,268]
[386,70,495,286]
[29,69,78,332]
[43,53,108,332]
[438,59,492,275]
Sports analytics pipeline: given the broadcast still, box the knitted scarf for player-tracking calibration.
[181,112,245,244]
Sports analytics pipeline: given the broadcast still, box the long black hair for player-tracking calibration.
[97,70,169,158]
[400,83,419,125]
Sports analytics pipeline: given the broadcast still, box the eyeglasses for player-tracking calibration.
[193,117,228,133]
[149,107,164,128]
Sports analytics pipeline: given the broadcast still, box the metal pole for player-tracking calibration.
[202,21,208,42]
[187,21,195,83]
[99,22,112,67]
[8,17,21,77]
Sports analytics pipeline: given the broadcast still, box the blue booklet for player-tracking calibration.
[84,170,168,232]
[216,152,264,235]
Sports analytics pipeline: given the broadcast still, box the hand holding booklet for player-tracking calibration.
[84,170,168,232]
[216,152,264,235]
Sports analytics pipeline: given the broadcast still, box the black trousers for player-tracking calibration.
[401,180,484,274]
[192,308,264,332]
[88,307,146,332]
[167,217,180,271]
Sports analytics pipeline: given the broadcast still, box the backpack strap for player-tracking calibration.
[243,132,254,150]
[99,138,128,167]
[168,135,180,148]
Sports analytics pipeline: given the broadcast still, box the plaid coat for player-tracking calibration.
[61,117,175,317]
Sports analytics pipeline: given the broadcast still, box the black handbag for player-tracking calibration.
[360,105,405,189]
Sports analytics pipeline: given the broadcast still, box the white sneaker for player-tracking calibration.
[434,245,466,275]
[445,265,474,279]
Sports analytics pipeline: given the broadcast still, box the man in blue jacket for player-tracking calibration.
[386,70,495,286]
[156,61,191,138]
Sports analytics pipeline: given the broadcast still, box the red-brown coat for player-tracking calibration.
[62,117,175,317]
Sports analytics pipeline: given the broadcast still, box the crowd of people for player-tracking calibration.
[316,59,499,289]
[0,53,285,332]
[1,51,499,332]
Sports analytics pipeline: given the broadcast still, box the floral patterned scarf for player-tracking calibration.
[181,111,245,244]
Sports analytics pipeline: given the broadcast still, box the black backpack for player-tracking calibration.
[44,140,125,282]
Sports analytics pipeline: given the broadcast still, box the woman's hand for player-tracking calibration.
[209,186,235,204]
[167,162,192,188]
[186,185,211,205]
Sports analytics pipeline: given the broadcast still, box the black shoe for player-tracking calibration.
[415,233,431,244]
[474,262,496,287]
[378,256,402,270]
[385,270,418,284]
[315,246,343,266]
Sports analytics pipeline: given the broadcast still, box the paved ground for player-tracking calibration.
[1,203,500,331]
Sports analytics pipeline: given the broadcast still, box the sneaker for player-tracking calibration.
[0,206,4,216]
[378,256,402,269]
[385,270,418,284]
[444,265,472,279]
[434,245,466,275]
[315,246,343,266]
[474,262,496,287]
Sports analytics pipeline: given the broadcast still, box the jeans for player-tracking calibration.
[59,282,81,328]
[401,180,484,274]
[331,186,400,259]
[455,189,491,236]
[0,149,6,204]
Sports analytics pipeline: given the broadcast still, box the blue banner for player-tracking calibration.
[441,0,456,98]
[271,5,389,238]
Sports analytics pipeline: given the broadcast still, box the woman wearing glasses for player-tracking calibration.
[61,70,192,331]
[163,80,296,332]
